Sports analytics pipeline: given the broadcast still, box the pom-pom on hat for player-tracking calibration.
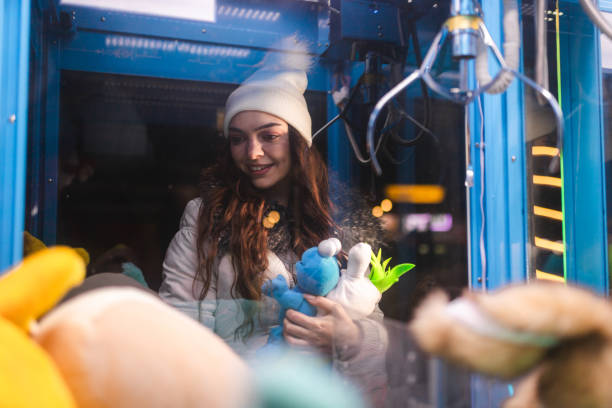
[223,36,314,147]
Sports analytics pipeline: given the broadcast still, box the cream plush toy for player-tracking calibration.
[33,287,252,408]
[410,283,612,408]
[326,242,381,318]
[0,246,250,408]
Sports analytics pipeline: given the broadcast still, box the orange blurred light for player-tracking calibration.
[384,185,445,204]
[372,206,383,218]
[381,199,393,212]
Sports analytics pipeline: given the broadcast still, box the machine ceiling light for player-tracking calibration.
[104,35,250,58]
[60,0,216,23]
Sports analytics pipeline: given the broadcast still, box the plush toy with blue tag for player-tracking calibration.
[261,238,341,347]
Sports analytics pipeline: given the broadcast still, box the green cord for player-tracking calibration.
[555,0,568,282]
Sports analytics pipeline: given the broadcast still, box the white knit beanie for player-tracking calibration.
[223,37,313,147]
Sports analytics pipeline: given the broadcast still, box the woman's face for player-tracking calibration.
[228,111,292,193]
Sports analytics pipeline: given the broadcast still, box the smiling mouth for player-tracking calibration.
[248,164,273,176]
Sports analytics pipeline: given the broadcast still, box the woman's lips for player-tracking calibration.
[248,164,273,176]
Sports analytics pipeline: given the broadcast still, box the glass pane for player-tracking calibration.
[25,0,472,406]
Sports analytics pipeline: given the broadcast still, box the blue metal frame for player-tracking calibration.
[0,0,32,272]
[560,0,609,293]
[467,59,483,291]
[60,30,326,91]
[469,0,528,292]
[25,0,61,245]
[58,4,328,91]
[62,3,320,53]
[469,2,527,406]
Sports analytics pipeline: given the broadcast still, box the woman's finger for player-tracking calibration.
[285,309,323,331]
[283,317,314,341]
[284,334,311,348]
[303,294,349,319]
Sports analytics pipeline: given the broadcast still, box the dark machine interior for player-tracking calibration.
[55,70,328,291]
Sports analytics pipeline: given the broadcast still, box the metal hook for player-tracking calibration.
[366,18,564,175]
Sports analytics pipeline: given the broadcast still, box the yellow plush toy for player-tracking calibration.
[23,231,90,267]
[0,246,86,407]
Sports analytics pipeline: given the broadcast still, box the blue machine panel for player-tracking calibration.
[334,0,401,44]
[58,4,328,90]
[560,0,608,293]
[0,0,31,272]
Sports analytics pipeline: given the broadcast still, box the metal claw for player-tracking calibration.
[366,16,564,176]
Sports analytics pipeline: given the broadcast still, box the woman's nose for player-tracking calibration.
[247,138,264,160]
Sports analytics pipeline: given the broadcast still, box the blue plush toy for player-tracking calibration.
[261,238,342,347]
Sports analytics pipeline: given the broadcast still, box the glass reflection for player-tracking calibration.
[24,0,471,406]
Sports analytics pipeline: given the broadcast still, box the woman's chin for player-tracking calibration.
[250,178,276,191]
[247,173,291,202]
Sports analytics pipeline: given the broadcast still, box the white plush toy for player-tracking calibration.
[327,243,381,318]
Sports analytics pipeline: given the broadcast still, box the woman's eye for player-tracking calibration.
[229,135,245,145]
[262,133,280,142]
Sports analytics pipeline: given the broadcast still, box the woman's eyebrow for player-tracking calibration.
[228,122,283,134]
[254,122,283,131]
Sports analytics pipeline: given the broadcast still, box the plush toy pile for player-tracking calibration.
[0,246,250,408]
[410,283,612,408]
[1,246,367,408]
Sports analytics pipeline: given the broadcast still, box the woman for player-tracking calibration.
[159,42,387,405]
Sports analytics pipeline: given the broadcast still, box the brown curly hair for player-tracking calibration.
[194,127,337,302]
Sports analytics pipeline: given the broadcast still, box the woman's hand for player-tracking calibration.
[283,294,362,358]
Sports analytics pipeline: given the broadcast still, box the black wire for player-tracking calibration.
[338,74,390,164]
[314,11,435,167]
[383,143,408,165]
[387,11,433,147]
[312,73,366,141]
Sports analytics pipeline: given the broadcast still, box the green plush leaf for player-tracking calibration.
[369,250,384,281]
[370,251,378,265]
[369,249,416,292]
[371,263,416,293]
[381,257,391,273]
[390,263,415,278]
[372,278,397,293]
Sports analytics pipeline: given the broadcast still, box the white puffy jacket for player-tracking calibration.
[160,198,388,404]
